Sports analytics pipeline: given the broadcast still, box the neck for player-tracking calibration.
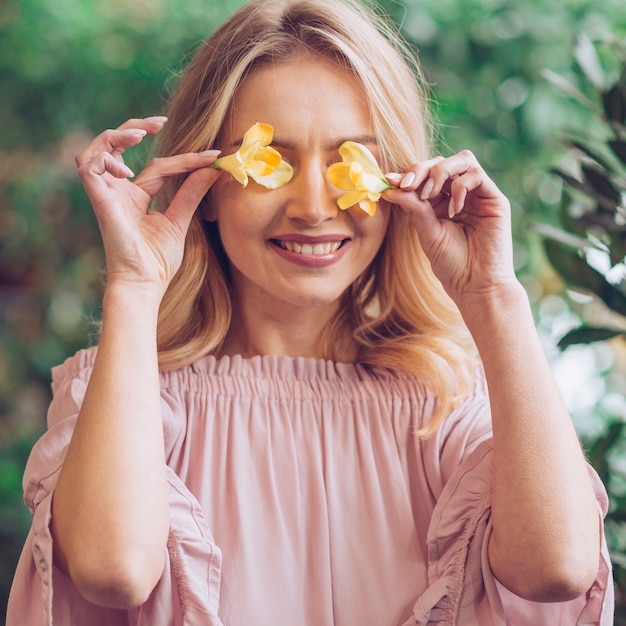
[219,295,356,361]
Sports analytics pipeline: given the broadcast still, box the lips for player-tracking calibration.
[269,236,350,266]
[276,240,343,256]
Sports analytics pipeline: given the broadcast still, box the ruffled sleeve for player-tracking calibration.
[411,439,614,625]
[6,350,224,626]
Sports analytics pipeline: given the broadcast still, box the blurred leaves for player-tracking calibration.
[557,326,625,349]
[0,0,248,441]
[543,240,626,317]
[537,34,626,618]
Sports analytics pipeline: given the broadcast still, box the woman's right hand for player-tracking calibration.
[75,116,221,297]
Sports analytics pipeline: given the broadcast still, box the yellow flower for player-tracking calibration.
[213,123,293,189]
[326,141,392,216]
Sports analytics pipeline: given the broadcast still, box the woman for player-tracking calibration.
[8,0,613,624]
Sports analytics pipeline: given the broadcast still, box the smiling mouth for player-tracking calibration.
[274,240,346,256]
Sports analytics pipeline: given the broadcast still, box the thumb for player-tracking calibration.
[384,187,445,253]
[165,167,222,233]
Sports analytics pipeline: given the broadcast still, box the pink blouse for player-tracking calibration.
[7,349,613,625]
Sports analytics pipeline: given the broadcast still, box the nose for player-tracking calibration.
[284,158,339,226]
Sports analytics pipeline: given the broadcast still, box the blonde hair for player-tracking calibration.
[154,0,477,436]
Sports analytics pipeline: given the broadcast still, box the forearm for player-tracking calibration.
[52,283,169,607]
[460,282,600,601]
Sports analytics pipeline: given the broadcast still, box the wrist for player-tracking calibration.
[101,280,163,330]
[103,279,164,308]
[457,281,533,341]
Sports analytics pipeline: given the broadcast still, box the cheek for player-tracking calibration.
[213,179,282,241]
[211,179,249,227]
[356,204,390,252]
[214,196,268,258]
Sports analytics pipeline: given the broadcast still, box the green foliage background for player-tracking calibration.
[1,0,626,619]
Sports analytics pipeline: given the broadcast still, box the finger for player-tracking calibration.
[75,117,168,168]
[448,170,481,218]
[447,166,506,218]
[76,128,147,168]
[78,151,135,183]
[385,156,444,192]
[385,165,454,222]
[132,150,222,198]
[116,116,168,135]
[77,152,137,211]
[165,166,222,233]
[384,187,444,253]
[112,117,169,157]
[416,150,481,201]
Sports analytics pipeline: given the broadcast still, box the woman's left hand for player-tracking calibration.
[384,150,517,305]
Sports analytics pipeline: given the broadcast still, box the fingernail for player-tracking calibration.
[129,129,147,138]
[198,149,221,157]
[448,197,455,219]
[420,178,435,200]
[122,164,135,178]
[385,172,403,185]
[400,171,416,189]
[145,115,168,123]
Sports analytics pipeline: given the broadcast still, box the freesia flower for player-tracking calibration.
[326,141,393,216]
[212,122,293,189]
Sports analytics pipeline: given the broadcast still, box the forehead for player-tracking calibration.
[220,55,375,145]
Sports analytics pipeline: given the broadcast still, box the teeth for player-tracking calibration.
[279,241,342,255]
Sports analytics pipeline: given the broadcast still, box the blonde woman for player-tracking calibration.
[8,0,613,624]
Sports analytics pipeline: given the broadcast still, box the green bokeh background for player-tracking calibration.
[1,0,626,620]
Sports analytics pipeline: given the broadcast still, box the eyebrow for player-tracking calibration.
[222,134,379,154]
[271,135,379,151]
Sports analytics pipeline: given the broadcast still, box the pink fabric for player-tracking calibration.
[7,349,614,625]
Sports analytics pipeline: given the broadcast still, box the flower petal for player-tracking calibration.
[337,189,367,211]
[358,198,378,216]
[213,123,292,189]
[247,160,277,178]
[238,139,263,165]
[242,123,274,149]
[251,160,294,190]
[326,162,354,190]
[351,165,390,193]
[251,146,283,170]
[213,152,249,186]
[339,141,383,175]
[326,140,391,216]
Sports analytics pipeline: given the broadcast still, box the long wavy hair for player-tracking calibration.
[153,0,477,436]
